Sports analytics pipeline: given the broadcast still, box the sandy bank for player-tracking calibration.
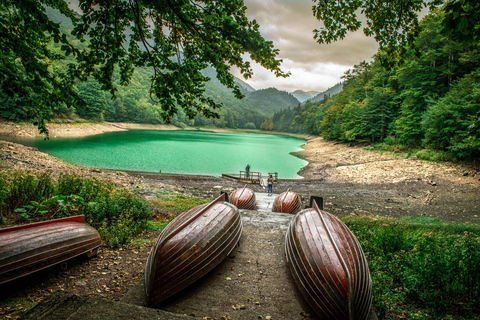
[0,121,181,138]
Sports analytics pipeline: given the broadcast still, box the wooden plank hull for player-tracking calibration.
[272,189,302,214]
[285,203,372,320]
[230,186,256,210]
[145,194,242,307]
[0,215,101,285]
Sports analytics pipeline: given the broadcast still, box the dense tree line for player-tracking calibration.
[262,9,480,161]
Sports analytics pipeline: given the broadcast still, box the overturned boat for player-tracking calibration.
[230,185,256,210]
[272,188,302,214]
[0,215,101,285]
[145,194,242,307]
[285,201,372,320]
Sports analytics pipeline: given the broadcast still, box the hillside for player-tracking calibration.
[241,88,300,115]
[201,67,256,96]
[309,82,343,102]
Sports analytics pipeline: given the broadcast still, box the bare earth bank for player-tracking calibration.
[0,122,479,224]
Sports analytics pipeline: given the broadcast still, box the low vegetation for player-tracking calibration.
[149,191,210,215]
[0,171,152,246]
[342,215,480,319]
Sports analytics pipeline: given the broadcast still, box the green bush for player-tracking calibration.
[0,171,152,246]
[243,122,257,130]
[343,216,480,319]
[414,149,451,162]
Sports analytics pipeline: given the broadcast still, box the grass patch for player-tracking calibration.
[149,191,209,215]
[144,219,171,231]
[414,149,452,162]
[341,215,480,319]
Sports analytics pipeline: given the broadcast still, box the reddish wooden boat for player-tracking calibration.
[230,185,256,210]
[144,194,242,307]
[272,189,302,214]
[285,201,372,320]
[0,215,101,285]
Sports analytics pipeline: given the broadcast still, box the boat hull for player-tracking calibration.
[0,215,101,285]
[230,186,256,210]
[273,190,302,214]
[145,194,242,307]
[285,203,372,320]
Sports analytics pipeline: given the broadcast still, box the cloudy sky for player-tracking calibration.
[231,0,379,93]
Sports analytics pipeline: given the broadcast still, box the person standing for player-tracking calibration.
[267,174,273,196]
[245,164,250,178]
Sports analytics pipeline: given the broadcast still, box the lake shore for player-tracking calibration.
[1,121,478,186]
[1,121,478,222]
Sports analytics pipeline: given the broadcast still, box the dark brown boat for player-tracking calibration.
[144,194,242,307]
[230,185,256,210]
[0,215,101,285]
[272,188,302,214]
[285,201,372,320]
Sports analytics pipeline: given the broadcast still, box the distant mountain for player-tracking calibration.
[202,68,300,116]
[291,90,320,103]
[242,88,300,115]
[309,82,344,102]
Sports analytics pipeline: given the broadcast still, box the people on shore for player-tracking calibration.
[245,164,250,178]
[267,174,273,196]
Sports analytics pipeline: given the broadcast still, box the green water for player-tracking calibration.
[6,130,307,179]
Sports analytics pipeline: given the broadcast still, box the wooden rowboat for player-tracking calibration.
[0,215,101,285]
[144,194,242,307]
[272,188,302,214]
[230,185,256,210]
[285,201,372,320]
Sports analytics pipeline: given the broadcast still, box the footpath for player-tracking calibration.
[22,193,377,320]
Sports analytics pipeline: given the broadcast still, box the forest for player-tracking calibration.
[261,8,480,162]
[0,27,298,131]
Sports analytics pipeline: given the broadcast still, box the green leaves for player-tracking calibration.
[312,0,443,61]
[1,0,287,133]
[0,0,82,134]
[443,0,480,44]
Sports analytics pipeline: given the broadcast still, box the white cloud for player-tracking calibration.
[232,0,379,92]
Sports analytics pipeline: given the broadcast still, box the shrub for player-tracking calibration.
[2,171,54,213]
[342,216,480,319]
[0,171,152,246]
[243,122,257,130]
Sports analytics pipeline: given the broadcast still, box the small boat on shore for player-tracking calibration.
[230,185,256,210]
[272,189,302,214]
[144,194,242,307]
[0,215,101,285]
[285,201,372,320]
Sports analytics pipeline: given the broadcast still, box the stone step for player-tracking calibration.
[21,292,190,320]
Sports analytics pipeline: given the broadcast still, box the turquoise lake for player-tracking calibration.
[7,130,307,179]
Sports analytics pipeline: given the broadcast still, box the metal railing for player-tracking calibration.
[239,171,261,182]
